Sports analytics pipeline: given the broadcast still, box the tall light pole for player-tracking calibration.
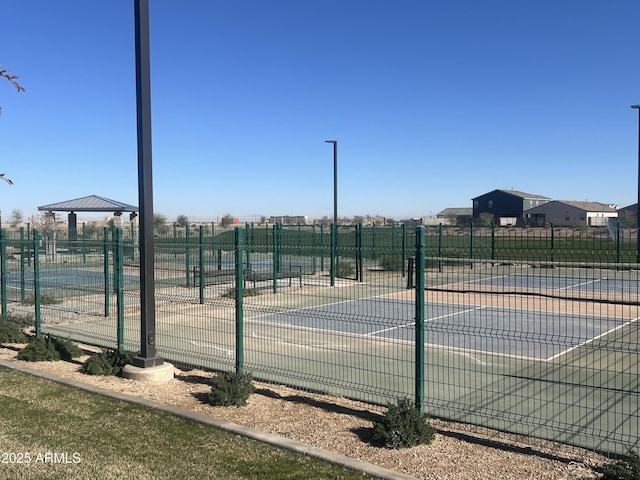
[325,140,337,225]
[633,105,640,263]
[132,0,162,368]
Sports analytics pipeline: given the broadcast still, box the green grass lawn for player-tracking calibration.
[0,366,374,480]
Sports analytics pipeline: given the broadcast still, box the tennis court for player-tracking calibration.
[246,295,632,361]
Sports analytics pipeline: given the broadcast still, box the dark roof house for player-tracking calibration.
[472,189,551,226]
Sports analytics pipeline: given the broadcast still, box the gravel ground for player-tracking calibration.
[0,343,611,480]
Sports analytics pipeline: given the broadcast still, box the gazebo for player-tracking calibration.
[38,195,139,241]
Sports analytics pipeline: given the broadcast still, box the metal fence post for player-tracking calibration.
[116,227,125,353]
[235,227,244,373]
[272,224,279,294]
[103,227,110,317]
[246,222,252,270]
[33,229,41,336]
[402,223,407,277]
[19,227,25,302]
[469,223,474,269]
[491,222,495,262]
[414,225,425,414]
[320,223,325,272]
[1,228,6,318]
[199,225,205,304]
[356,223,364,282]
[438,223,443,273]
[616,221,621,265]
[330,223,336,287]
[82,222,87,265]
[550,223,555,264]
[185,224,191,287]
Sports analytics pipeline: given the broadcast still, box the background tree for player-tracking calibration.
[175,214,189,227]
[221,213,235,226]
[10,209,23,226]
[1,64,25,115]
[153,213,170,235]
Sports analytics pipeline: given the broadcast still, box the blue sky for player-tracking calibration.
[2,1,639,223]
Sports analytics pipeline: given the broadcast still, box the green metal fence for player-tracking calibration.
[1,222,638,455]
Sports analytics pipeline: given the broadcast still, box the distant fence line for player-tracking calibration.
[1,223,638,455]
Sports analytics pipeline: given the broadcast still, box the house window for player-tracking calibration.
[488,200,493,209]
[474,200,479,208]
[565,216,570,222]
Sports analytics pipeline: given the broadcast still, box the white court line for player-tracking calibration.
[546,316,639,362]
[559,278,602,291]
[188,340,233,356]
[366,306,486,336]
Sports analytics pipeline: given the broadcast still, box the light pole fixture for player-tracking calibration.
[632,105,640,263]
[325,140,338,226]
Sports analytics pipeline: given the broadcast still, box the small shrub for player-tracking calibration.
[15,335,84,362]
[17,336,60,362]
[50,337,84,361]
[208,371,254,407]
[0,320,28,343]
[602,450,640,480]
[80,349,137,376]
[371,398,436,449]
[4,312,34,327]
[379,254,403,271]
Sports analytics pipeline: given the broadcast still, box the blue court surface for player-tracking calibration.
[465,273,640,296]
[3,270,139,290]
[250,297,631,361]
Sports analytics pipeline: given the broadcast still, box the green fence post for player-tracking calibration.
[272,224,279,294]
[615,221,621,265]
[402,223,407,277]
[247,222,253,269]
[312,224,317,274]
[27,223,32,267]
[320,223,325,271]
[490,222,495,262]
[173,222,177,259]
[33,229,41,336]
[372,223,376,260]
[414,225,425,414]
[469,223,474,269]
[19,227,25,302]
[185,224,191,287]
[130,221,136,263]
[357,223,364,282]
[330,223,336,287]
[199,225,205,304]
[103,227,110,318]
[550,223,555,264]
[82,222,87,265]
[1,228,7,318]
[115,227,124,353]
[235,227,244,373]
[438,223,443,273]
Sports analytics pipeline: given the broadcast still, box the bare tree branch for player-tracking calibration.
[1,64,25,115]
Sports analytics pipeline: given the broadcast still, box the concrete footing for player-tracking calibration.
[122,362,175,383]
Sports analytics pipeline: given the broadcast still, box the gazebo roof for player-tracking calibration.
[38,195,139,213]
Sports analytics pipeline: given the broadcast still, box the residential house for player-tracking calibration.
[525,200,618,227]
[472,189,551,226]
[436,208,473,226]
